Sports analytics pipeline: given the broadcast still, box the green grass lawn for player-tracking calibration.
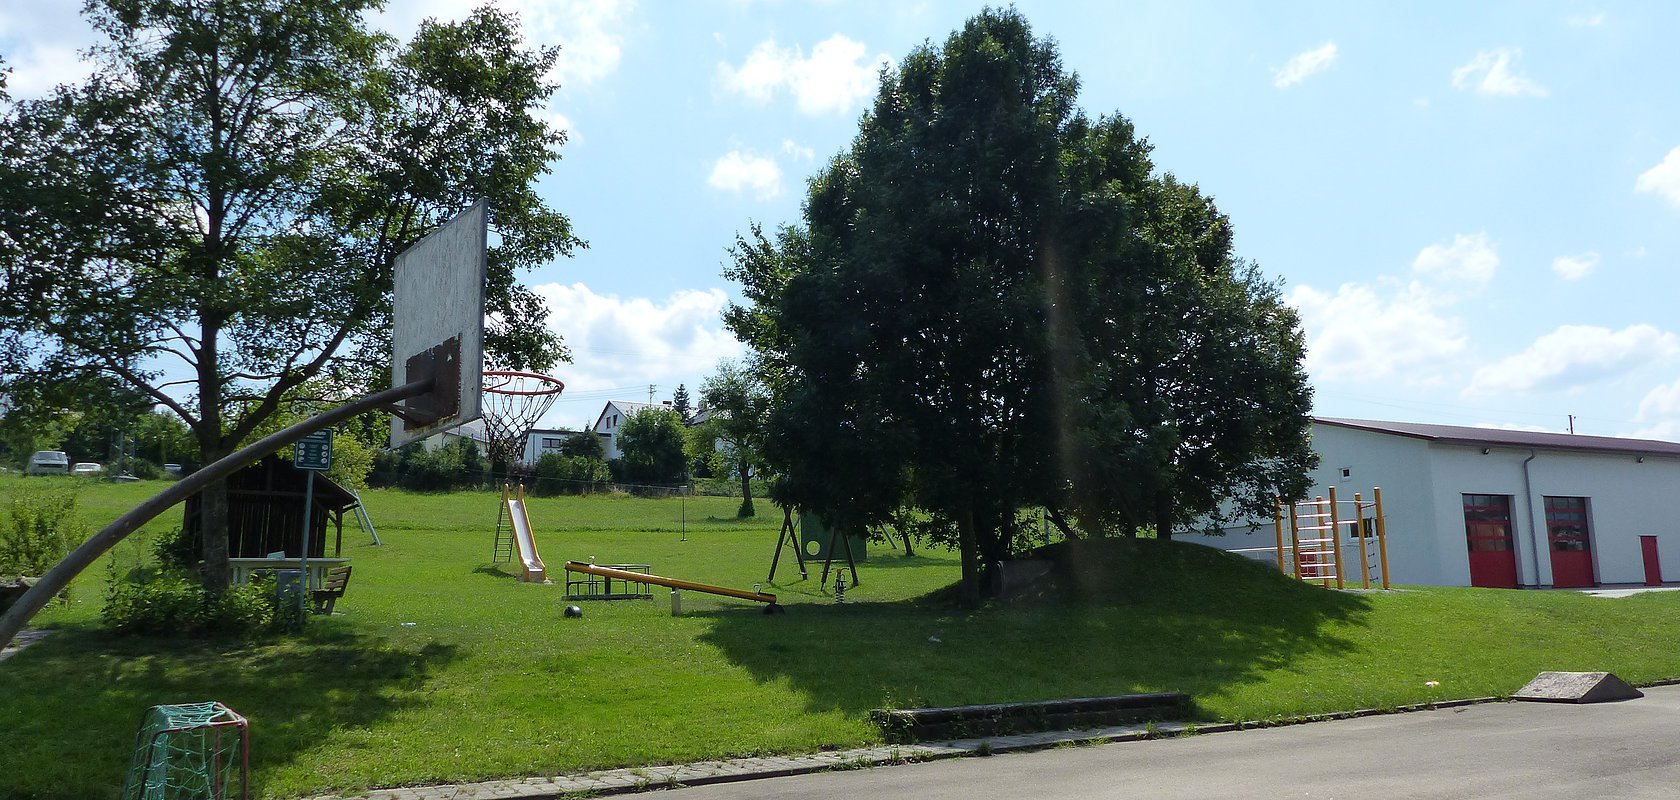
[6,476,1680,799]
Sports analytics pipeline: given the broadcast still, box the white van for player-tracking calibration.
[27,451,70,476]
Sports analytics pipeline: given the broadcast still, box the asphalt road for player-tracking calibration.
[669,685,1680,799]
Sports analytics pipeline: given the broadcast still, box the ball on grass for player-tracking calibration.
[564,605,583,618]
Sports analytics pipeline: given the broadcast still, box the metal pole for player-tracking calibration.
[1375,486,1392,589]
[0,379,433,650]
[299,471,315,618]
[1355,492,1371,589]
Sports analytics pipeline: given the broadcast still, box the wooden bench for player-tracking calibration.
[311,565,352,615]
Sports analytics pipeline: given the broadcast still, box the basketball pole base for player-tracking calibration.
[0,378,436,651]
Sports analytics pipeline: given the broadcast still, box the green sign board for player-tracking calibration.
[294,429,333,471]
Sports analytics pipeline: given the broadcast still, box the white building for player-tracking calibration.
[1178,417,1680,589]
[519,428,580,465]
[590,400,674,460]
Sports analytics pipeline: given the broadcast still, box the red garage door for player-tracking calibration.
[1463,494,1519,588]
[1545,496,1595,588]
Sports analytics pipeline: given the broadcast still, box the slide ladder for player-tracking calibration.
[501,484,547,583]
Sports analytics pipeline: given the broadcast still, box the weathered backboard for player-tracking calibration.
[389,200,487,448]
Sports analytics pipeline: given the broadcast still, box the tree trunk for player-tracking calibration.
[198,447,231,593]
[737,460,755,518]
[1153,490,1174,545]
[957,505,980,606]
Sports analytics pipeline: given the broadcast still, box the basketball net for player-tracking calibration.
[480,370,565,472]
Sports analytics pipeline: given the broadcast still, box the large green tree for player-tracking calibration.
[613,407,688,486]
[0,1,581,590]
[693,360,770,517]
[724,9,1314,604]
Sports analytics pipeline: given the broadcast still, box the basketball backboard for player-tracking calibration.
[389,200,487,448]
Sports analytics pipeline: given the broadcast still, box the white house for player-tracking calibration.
[591,400,674,460]
[1177,417,1680,589]
[519,428,580,465]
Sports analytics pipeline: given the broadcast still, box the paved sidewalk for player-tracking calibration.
[0,629,51,663]
[305,700,1493,800]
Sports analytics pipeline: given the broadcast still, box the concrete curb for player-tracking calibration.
[304,696,1515,800]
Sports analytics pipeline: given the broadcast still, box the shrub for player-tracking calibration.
[103,571,282,636]
[113,457,162,480]
[152,526,199,571]
[531,453,611,496]
[0,488,81,577]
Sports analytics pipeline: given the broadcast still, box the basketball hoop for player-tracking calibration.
[481,370,566,471]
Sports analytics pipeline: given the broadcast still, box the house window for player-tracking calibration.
[1544,497,1590,552]
[1462,494,1514,552]
[541,437,562,449]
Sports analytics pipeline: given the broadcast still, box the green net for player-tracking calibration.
[120,702,248,800]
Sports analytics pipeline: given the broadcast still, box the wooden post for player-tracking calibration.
[1327,490,1344,589]
[1273,501,1287,575]
[1355,492,1371,589]
[1288,500,1302,580]
[1374,486,1392,589]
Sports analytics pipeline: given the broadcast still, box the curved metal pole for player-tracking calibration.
[0,380,431,650]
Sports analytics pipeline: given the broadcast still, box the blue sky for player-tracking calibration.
[6,1,1680,439]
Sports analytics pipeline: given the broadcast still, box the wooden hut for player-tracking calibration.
[183,457,362,585]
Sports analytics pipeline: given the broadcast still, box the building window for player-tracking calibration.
[541,437,563,449]
[1462,494,1514,552]
[1544,496,1591,552]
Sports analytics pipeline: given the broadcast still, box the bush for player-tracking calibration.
[531,453,611,496]
[113,457,162,480]
[103,571,283,636]
[0,488,81,577]
[152,526,199,571]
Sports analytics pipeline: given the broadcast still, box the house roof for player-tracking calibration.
[1315,417,1680,458]
[591,400,659,431]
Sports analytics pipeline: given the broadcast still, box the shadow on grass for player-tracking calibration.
[0,623,458,800]
[474,564,519,580]
[700,538,1370,720]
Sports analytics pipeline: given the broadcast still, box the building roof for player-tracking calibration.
[591,400,661,431]
[1316,417,1680,458]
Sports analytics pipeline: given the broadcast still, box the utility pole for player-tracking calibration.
[1568,414,1576,434]
[648,384,656,404]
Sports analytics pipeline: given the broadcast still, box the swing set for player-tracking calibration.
[1275,486,1392,589]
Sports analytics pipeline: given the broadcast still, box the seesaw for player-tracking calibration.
[563,561,783,614]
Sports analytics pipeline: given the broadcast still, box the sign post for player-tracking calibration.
[293,429,333,619]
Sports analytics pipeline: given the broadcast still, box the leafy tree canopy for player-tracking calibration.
[0,0,582,588]
[724,8,1315,603]
[613,407,687,486]
[695,359,770,517]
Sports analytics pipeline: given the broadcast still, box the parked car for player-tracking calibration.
[71,462,104,477]
[27,451,70,476]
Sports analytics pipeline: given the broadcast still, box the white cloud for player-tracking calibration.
[534,282,745,396]
[1412,232,1499,287]
[1566,11,1606,27]
[781,139,815,161]
[1551,251,1600,280]
[1451,48,1548,98]
[1272,42,1337,89]
[4,42,96,99]
[1288,282,1469,383]
[547,110,578,142]
[1468,324,1680,396]
[707,150,782,200]
[1635,146,1680,208]
[1637,377,1680,439]
[717,34,891,116]
[372,0,631,88]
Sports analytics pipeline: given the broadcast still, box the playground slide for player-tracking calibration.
[506,495,547,583]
